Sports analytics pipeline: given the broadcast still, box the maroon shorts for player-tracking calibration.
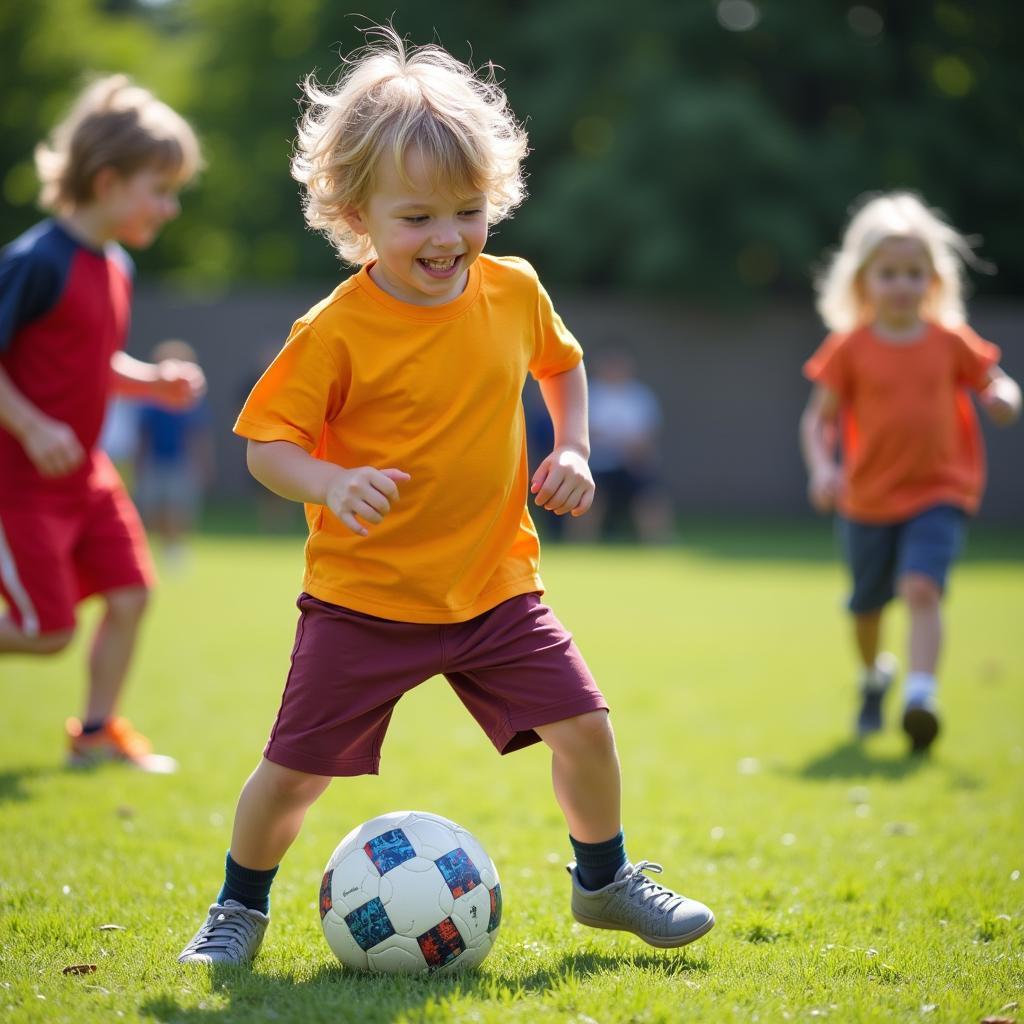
[0,453,154,635]
[265,592,609,776]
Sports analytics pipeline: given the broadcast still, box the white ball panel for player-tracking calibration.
[328,849,380,915]
[380,862,450,933]
[366,935,428,974]
[451,884,492,942]
[406,815,459,860]
[322,907,369,970]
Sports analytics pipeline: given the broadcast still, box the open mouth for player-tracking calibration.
[417,255,463,279]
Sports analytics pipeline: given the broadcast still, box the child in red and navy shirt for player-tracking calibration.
[0,75,206,771]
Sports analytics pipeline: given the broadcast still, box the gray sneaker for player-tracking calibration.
[177,900,269,964]
[569,860,715,948]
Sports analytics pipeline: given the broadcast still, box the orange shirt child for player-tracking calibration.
[235,254,582,623]
[803,322,1000,523]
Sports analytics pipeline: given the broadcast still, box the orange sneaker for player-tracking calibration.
[66,717,178,774]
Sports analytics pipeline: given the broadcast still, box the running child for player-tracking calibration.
[800,192,1020,751]
[0,75,206,772]
[178,29,714,964]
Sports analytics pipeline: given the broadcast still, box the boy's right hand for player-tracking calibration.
[21,415,85,477]
[325,467,411,536]
[808,464,842,514]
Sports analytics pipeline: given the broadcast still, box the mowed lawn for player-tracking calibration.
[1,525,1021,1024]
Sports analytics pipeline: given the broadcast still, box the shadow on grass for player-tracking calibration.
[142,948,709,1023]
[795,739,930,780]
[0,764,63,803]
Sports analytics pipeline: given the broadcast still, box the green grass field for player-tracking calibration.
[1,525,1022,1023]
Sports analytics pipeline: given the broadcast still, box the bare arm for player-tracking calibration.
[979,365,1022,427]
[111,350,206,408]
[0,363,84,476]
[532,361,595,517]
[246,439,410,537]
[799,384,842,513]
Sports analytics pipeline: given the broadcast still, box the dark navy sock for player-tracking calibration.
[218,851,278,915]
[570,831,627,890]
[81,720,107,736]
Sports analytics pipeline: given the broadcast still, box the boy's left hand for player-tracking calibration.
[154,359,207,410]
[531,446,595,517]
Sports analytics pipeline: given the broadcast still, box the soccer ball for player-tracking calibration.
[319,810,502,973]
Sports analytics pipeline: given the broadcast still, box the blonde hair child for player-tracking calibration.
[800,191,1020,751]
[177,28,715,966]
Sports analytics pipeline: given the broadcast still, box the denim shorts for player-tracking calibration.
[839,504,967,613]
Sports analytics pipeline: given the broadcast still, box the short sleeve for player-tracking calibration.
[803,332,850,400]
[233,321,348,451]
[0,246,60,352]
[529,278,583,381]
[951,325,1000,391]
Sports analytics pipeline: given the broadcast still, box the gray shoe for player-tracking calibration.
[177,900,269,964]
[569,860,715,948]
[856,652,898,737]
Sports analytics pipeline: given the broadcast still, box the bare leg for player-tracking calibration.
[83,586,148,723]
[898,573,942,675]
[534,710,620,842]
[229,758,332,870]
[0,616,74,654]
[853,610,882,669]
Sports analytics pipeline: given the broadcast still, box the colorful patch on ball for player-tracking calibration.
[319,869,333,920]
[344,897,396,951]
[363,828,417,875]
[487,883,502,933]
[417,916,465,969]
[435,847,480,898]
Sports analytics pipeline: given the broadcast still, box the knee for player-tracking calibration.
[548,710,616,760]
[103,586,150,624]
[32,628,75,654]
[898,573,941,609]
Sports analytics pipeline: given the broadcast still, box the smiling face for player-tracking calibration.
[97,164,183,249]
[859,236,936,330]
[345,146,488,306]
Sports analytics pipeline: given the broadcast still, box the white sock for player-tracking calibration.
[860,655,894,692]
[905,671,936,705]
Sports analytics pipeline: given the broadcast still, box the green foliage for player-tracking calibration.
[1,1,1022,304]
[1,526,1022,1021]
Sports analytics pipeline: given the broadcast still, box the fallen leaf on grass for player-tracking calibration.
[61,964,97,975]
[979,1018,1015,1024]
[97,924,126,932]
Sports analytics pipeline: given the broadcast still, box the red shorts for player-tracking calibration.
[265,592,609,776]
[0,453,154,635]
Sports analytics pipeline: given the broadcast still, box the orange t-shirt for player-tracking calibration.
[803,322,1000,523]
[235,254,583,623]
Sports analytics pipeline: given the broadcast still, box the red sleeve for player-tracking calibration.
[803,332,850,399]
[950,325,1001,391]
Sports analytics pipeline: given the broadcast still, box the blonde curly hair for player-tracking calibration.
[814,191,986,332]
[35,74,201,213]
[291,27,529,265]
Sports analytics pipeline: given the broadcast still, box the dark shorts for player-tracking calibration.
[840,504,967,614]
[265,592,609,777]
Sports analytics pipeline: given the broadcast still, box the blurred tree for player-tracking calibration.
[1,0,1020,305]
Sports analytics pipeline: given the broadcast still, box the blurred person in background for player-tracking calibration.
[0,75,204,771]
[568,349,674,543]
[135,339,213,568]
[800,192,1020,753]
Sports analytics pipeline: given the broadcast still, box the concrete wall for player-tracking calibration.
[128,286,1023,522]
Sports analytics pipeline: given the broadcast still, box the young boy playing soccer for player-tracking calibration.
[178,31,715,964]
[801,192,1021,752]
[0,75,206,772]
